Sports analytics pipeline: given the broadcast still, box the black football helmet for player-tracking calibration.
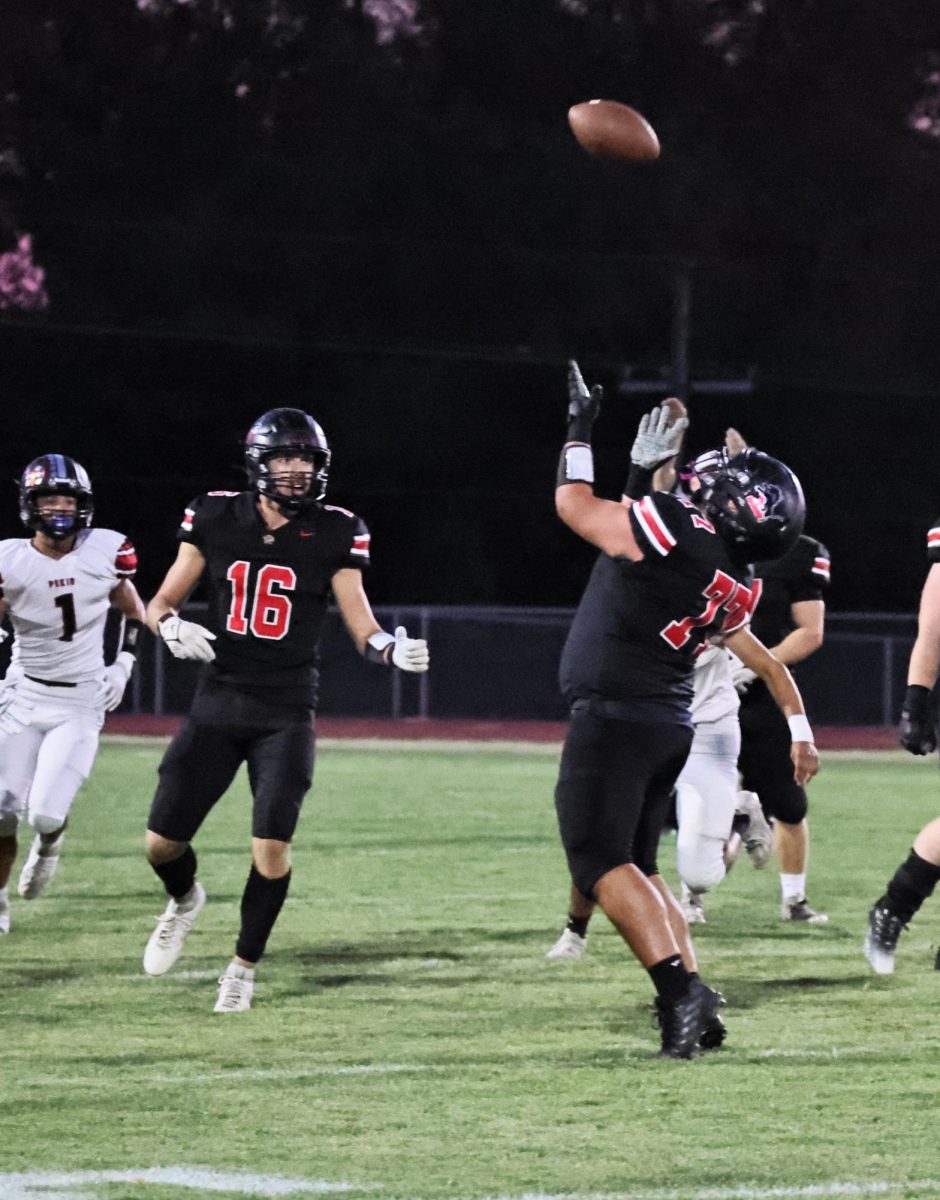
[244,407,331,511]
[698,450,805,562]
[19,454,94,540]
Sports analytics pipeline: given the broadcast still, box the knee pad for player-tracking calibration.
[676,834,727,893]
[29,813,66,837]
[675,782,728,891]
[0,810,19,837]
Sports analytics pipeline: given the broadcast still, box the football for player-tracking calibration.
[567,100,660,162]
[662,396,688,425]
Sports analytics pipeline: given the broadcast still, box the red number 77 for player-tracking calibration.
[660,571,762,650]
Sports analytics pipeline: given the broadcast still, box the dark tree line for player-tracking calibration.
[1,1,940,607]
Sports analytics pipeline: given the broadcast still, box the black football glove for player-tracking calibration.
[899,684,937,755]
[566,359,603,444]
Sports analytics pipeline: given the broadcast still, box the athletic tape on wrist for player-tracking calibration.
[787,714,814,743]
[365,630,395,666]
[557,445,594,486]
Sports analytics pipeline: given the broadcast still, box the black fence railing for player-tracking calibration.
[77,607,918,726]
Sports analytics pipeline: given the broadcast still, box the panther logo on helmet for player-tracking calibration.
[244,407,331,512]
[698,450,805,562]
[19,454,95,541]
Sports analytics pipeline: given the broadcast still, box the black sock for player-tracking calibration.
[151,845,197,900]
[648,954,692,1005]
[567,914,590,938]
[883,850,940,924]
[235,866,291,963]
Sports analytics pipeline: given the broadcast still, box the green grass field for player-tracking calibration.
[2,741,939,1200]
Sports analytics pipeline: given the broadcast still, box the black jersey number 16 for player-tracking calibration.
[225,561,297,641]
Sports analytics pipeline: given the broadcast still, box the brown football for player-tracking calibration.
[567,100,660,162]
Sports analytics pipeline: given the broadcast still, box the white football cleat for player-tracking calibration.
[143,882,206,975]
[214,963,255,1012]
[545,928,588,960]
[735,790,774,869]
[0,887,10,934]
[18,834,64,899]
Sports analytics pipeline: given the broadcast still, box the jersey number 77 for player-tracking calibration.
[660,570,762,650]
[225,561,296,641]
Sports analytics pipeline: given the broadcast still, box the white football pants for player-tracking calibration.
[0,677,103,834]
[674,714,741,894]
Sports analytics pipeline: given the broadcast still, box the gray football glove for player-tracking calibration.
[630,405,689,470]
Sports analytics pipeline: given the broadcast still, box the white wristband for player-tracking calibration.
[787,714,814,743]
[564,445,594,484]
[367,632,395,654]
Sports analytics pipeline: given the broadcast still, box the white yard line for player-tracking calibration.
[476,1183,940,1200]
[0,1167,376,1197]
[16,1063,431,1090]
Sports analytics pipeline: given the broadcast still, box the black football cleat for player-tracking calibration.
[655,978,726,1059]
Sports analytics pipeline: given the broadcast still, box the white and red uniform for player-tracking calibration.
[0,528,136,829]
[674,644,743,893]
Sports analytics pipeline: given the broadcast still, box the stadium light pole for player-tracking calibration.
[617,264,754,402]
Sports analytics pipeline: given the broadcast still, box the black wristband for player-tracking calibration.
[623,464,654,500]
[364,631,395,666]
[120,618,145,657]
[903,684,932,720]
[566,415,595,444]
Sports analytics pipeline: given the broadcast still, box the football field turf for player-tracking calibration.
[2,741,939,1200]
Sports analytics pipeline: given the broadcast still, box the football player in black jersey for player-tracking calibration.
[140,408,429,1012]
[726,434,831,923]
[863,518,940,974]
[553,362,818,1058]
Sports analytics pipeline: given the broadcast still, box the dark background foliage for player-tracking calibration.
[2,0,939,606]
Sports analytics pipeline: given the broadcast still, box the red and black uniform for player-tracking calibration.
[149,491,370,843]
[556,492,761,897]
[737,534,830,824]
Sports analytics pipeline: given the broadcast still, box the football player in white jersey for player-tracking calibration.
[0,454,146,932]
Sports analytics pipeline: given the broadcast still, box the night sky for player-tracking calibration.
[2,2,940,611]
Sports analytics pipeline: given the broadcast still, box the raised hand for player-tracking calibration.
[566,360,603,444]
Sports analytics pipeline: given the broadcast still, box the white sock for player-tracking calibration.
[0,886,8,901]
[224,961,255,979]
[780,873,806,901]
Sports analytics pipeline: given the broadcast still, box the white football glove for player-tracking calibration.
[391,625,429,673]
[0,683,33,736]
[97,651,135,713]
[630,405,689,470]
[158,615,217,662]
[731,662,758,694]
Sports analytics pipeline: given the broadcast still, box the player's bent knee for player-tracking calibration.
[29,813,66,837]
[677,839,726,893]
[252,837,292,878]
[145,830,189,864]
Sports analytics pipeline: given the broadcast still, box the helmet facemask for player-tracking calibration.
[254,446,331,512]
[19,456,95,541]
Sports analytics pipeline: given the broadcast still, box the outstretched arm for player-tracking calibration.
[333,568,429,672]
[146,542,216,662]
[725,626,819,786]
[899,563,940,754]
[556,361,685,559]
